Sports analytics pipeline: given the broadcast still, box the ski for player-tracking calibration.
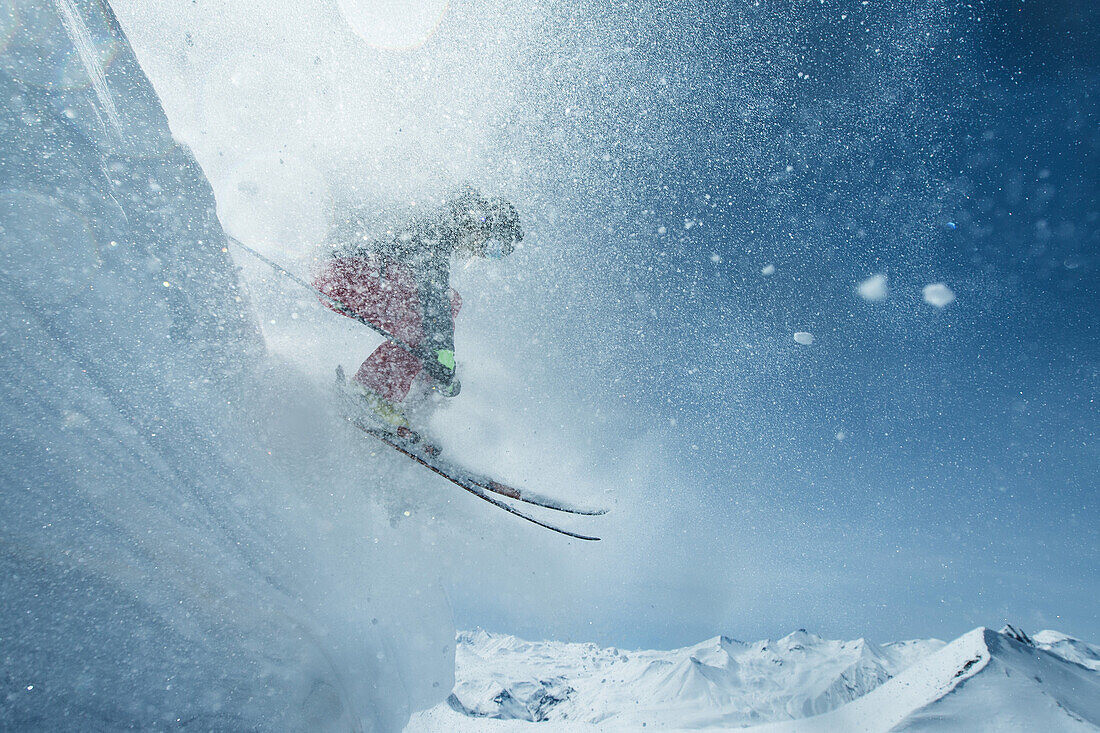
[463,475,607,516]
[347,417,602,541]
[334,367,607,516]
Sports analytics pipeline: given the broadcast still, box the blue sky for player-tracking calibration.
[466,0,1099,646]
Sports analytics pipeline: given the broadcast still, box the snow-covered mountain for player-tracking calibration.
[1033,629,1100,672]
[444,628,942,728]
[406,626,1100,732]
[753,626,1100,732]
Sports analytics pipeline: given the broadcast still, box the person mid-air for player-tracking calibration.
[314,187,522,445]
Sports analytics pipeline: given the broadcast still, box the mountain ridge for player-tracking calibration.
[407,625,1100,732]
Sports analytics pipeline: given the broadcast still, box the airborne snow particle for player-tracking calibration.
[793,332,814,345]
[761,264,776,276]
[336,0,448,50]
[922,283,956,308]
[858,274,888,301]
[710,253,722,263]
[835,431,846,441]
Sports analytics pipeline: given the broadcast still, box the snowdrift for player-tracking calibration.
[1,2,452,730]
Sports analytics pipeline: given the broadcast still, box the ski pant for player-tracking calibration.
[314,254,461,403]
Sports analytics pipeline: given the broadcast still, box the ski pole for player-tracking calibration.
[224,234,429,363]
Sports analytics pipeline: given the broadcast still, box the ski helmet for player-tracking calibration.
[448,188,522,259]
[479,197,522,257]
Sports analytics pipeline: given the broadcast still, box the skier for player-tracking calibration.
[314,187,522,440]
[228,197,602,537]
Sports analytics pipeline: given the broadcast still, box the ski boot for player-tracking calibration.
[336,366,441,456]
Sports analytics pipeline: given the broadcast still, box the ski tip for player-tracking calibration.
[544,502,610,517]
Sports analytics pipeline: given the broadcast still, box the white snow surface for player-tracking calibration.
[407,626,1100,732]
[1,2,453,729]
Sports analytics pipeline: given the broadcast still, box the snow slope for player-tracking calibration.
[1,2,452,729]
[407,627,1100,732]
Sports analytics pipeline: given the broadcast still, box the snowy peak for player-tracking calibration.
[776,628,824,649]
[1033,629,1100,671]
[1000,623,1035,646]
[749,626,1100,732]
[906,627,1100,730]
[684,634,744,669]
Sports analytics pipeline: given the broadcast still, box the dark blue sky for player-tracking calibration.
[503,0,1099,643]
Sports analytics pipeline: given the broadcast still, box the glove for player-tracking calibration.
[424,348,458,390]
[434,350,460,397]
[435,348,456,372]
